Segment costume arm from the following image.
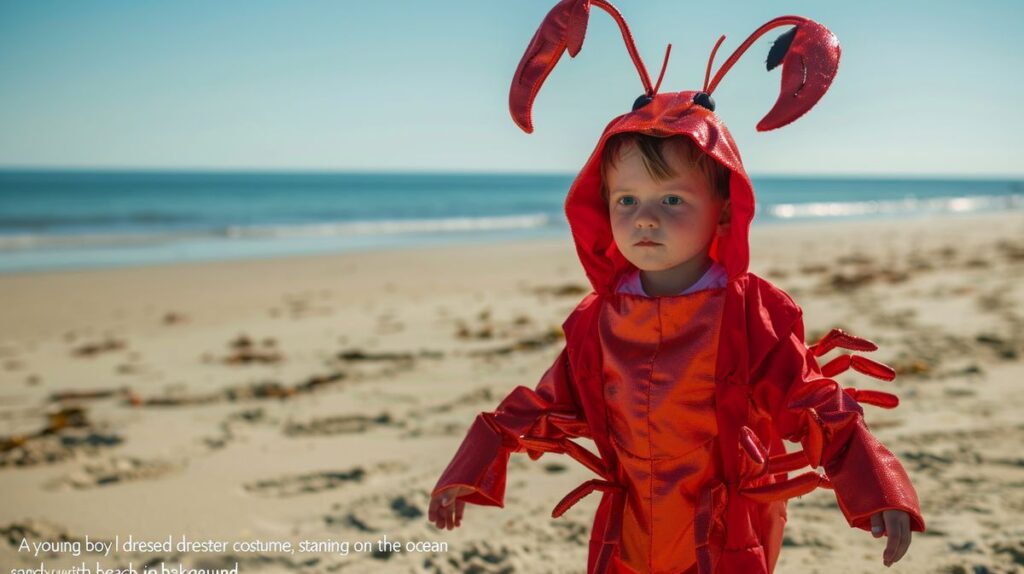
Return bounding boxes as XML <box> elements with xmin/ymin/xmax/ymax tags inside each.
<box><xmin>750</xmin><ymin>311</ymin><xmax>925</xmax><ymax>533</ymax></box>
<box><xmin>431</xmin><ymin>345</ymin><xmax>589</xmax><ymax>508</ymax></box>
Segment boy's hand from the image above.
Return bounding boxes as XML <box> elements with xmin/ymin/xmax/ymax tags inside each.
<box><xmin>870</xmin><ymin>509</ymin><xmax>912</xmax><ymax>567</ymax></box>
<box><xmin>428</xmin><ymin>485</ymin><xmax>474</xmax><ymax>530</ymax></box>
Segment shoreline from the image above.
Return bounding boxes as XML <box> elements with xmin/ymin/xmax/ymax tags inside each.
<box><xmin>2</xmin><ymin>209</ymin><xmax>1021</xmax><ymax>279</ymax></box>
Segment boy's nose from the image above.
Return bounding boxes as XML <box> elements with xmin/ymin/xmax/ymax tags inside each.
<box><xmin>634</xmin><ymin>211</ymin><xmax>658</xmax><ymax>228</ymax></box>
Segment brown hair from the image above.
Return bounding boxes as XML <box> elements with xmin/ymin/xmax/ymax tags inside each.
<box><xmin>599</xmin><ymin>133</ymin><xmax>731</xmax><ymax>202</ymax></box>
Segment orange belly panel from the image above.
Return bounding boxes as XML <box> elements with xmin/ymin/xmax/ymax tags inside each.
<box><xmin>599</xmin><ymin>289</ymin><xmax>725</xmax><ymax>573</ymax></box>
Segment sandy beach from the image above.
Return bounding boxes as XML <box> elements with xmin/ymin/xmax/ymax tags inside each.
<box><xmin>1</xmin><ymin>211</ymin><xmax>1022</xmax><ymax>574</ymax></box>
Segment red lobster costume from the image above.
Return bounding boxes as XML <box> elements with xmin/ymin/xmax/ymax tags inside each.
<box><xmin>433</xmin><ymin>2</ymin><xmax>925</xmax><ymax>572</ymax></box>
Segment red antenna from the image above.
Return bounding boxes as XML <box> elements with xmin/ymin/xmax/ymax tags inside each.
<box><xmin>704</xmin><ymin>16</ymin><xmax>806</xmax><ymax>96</ymax></box>
<box><xmin>510</xmin><ymin>0</ymin><xmax>669</xmax><ymax>133</ymax></box>
<box><xmin>591</xmin><ymin>0</ymin><xmax>654</xmax><ymax>95</ymax></box>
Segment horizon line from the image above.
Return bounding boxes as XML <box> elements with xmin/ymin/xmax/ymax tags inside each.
<box><xmin>1</xmin><ymin>165</ymin><xmax>1022</xmax><ymax>182</ymax></box>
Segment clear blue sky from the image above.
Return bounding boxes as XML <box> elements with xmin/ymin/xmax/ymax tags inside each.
<box><xmin>1</xmin><ymin>1</ymin><xmax>1021</xmax><ymax>176</ymax></box>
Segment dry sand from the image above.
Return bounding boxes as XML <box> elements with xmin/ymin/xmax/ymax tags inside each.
<box><xmin>1</xmin><ymin>212</ymin><xmax>1022</xmax><ymax>574</ymax></box>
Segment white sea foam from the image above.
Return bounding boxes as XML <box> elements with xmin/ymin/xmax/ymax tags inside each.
<box><xmin>223</xmin><ymin>213</ymin><xmax>552</xmax><ymax>239</ymax></box>
<box><xmin>2</xmin><ymin>194</ymin><xmax>1020</xmax><ymax>254</ymax></box>
<box><xmin>0</xmin><ymin>213</ymin><xmax>553</xmax><ymax>251</ymax></box>
<box><xmin>766</xmin><ymin>194</ymin><xmax>1022</xmax><ymax>219</ymax></box>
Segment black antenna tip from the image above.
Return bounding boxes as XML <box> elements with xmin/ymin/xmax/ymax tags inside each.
<box><xmin>693</xmin><ymin>92</ymin><xmax>716</xmax><ymax>111</ymax></box>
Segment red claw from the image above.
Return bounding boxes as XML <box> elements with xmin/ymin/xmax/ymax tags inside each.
<box><xmin>564</xmin><ymin>0</ymin><xmax>590</xmax><ymax>57</ymax></box>
<box><xmin>798</xmin><ymin>408</ymin><xmax>826</xmax><ymax>468</ymax></box>
<box><xmin>739</xmin><ymin>426</ymin><xmax>768</xmax><ymax>478</ymax></box>
<box><xmin>519</xmin><ymin>435</ymin><xmax>560</xmax><ymax>452</ymax></box>
<box><xmin>509</xmin><ymin>0</ymin><xmax>655</xmax><ymax>134</ymax></box>
<box><xmin>519</xmin><ymin>435</ymin><xmax>607</xmax><ymax>477</ymax></box>
<box><xmin>519</xmin><ymin>435</ymin><xmax>559</xmax><ymax>461</ymax></box>
<box><xmin>809</xmin><ymin>328</ymin><xmax>878</xmax><ymax>357</ymax></box>
<box><xmin>702</xmin><ymin>16</ymin><xmax>840</xmax><ymax>132</ymax></box>
<box><xmin>552</xmin><ymin>478</ymin><xmax>622</xmax><ymax>517</ymax></box>
<box><xmin>820</xmin><ymin>353</ymin><xmax>853</xmax><ymax>377</ymax></box>
<box><xmin>823</xmin><ymin>353</ymin><xmax>896</xmax><ymax>382</ymax></box>
<box><xmin>741</xmin><ymin>428</ymin><xmax>820</xmax><ymax>477</ymax></box>
<box><xmin>740</xmin><ymin>470</ymin><xmax>830</xmax><ymax>503</ymax></box>
<box><xmin>767</xmin><ymin>450</ymin><xmax>814</xmax><ymax>475</ymax></box>
<box><xmin>844</xmin><ymin>387</ymin><xmax>900</xmax><ymax>409</ymax></box>
<box><xmin>784</xmin><ymin>386</ymin><xmax>831</xmax><ymax>469</ymax></box>
<box><xmin>804</xmin><ymin>414</ymin><xmax>825</xmax><ymax>468</ymax></box>
<box><xmin>851</xmin><ymin>355</ymin><xmax>897</xmax><ymax>382</ymax></box>
<box><xmin>510</xmin><ymin>0</ymin><xmax>591</xmax><ymax>133</ymax></box>
<box><xmin>739</xmin><ymin>426</ymin><xmax>767</xmax><ymax>466</ymax></box>
<box><xmin>560</xmin><ymin>437</ymin><xmax>608</xmax><ymax>477</ymax></box>
<box><xmin>757</xmin><ymin>19</ymin><xmax>841</xmax><ymax>131</ymax></box>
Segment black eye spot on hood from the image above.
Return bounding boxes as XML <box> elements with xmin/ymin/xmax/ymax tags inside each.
<box><xmin>693</xmin><ymin>92</ymin><xmax>716</xmax><ymax>111</ymax></box>
<box><xmin>632</xmin><ymin>94</ymin><xmax>653</xmax><ymax>111</ymax></box>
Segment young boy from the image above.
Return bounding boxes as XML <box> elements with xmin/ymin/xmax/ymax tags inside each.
<box><xmin>428</xmin><ymin>4</ymin><xmax>924</xmax><ymax>573</ymax></box>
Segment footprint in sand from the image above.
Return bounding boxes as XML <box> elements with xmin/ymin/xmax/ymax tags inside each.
<box><xmin>46</xmin><ymin>456</ymin><xmax>179</xmax><ymax>490</ymax></box>
<box><xmin>321</xmin><ymin>487</ymin><xmax>425</xmax><ymax>540</ymax></box>
<box><xmin>421</xmin><ymin>540</ymin><xmax>514</xmax><ymax>573</ymax></box>
<box><xmin>218</xmin><ymin>334</ymin><xmax>284</xmax><ymax>365</ymax></box>
<box><xmin>71</xmin><ymin>338</ymin><xmax>126</xmax><ymax>357</ymax></box>
<box><xmin>128</xmin><ymin>372</ymin><xmax>347</xmax><ymax>407</ymax></box>
<box><xmin>3</xmin><ymin>358</ymin><xmax>25</xmax><ymax>371</ymax></box>
<box><xmin>162</xmin><ymin>311</ymin><xmax>188</xmax><ymax>325</ymax></box>
<box><xmin>284</xmin><ymin>413</ymin><xmax>394</xmax><ymax>437</ymax></box>
<box><xmin>416</xmin><ymin>387</ymin><xmax>496</xmax><ymax>417</ymax></box>
<box><xmin>244</xmin><ymin>468</ymin><xmax>366</xmax><ymax>497</ymax></box>
<box><xmin>0</xmin><ymin>407</ymin><xmax>122</xmax><ymax>468</ymax></box>
<box><xmin>389</xmin><ymin>495</ymin><xmax>424</xmax><ymax>520</ymax></box>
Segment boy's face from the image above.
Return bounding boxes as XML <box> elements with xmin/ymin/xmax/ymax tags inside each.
<box><xmin>606</xmin><ymin>139</ymin><xmax>730</xmax><ymax>273</ymax></box>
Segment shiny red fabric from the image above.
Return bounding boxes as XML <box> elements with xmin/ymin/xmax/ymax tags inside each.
<box><xmin>600</xmin><ymin>291</ymin><xmax>723</xmax><ymax>572</ymax></box>
<box><xmin>434</xmin><ymin>2</ymin><xmax>924</xmax><ymax>572</ymax></box>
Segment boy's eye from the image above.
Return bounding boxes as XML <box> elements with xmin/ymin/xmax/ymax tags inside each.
<box><xmin>664</xmin><ymin>195</ymin><xmax>684</xmax><ymax>206</ymax></box>
<box><xmin>616</xmin><ymin>196</ymin><xmax>636</xmax><ymax>206</ymax></box>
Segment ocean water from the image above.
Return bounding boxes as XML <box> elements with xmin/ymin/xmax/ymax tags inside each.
<box><xmin>0</xmin><ymin>170</ymin><xmax>1021</xmax><ymax>274</ymax></box>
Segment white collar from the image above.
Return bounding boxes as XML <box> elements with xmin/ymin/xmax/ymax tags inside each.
<box><xmin>615</xmin><ymin>261</ymin><xmax>728</xmax><ymax>297</ymax></box>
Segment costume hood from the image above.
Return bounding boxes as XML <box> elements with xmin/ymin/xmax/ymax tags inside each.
<box><xmin>509</xmin><ymin>0</ymin><xmax>841</xmax><ymax>294</ymax></box>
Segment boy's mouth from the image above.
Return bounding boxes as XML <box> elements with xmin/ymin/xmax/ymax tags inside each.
<box><xmin>635</xmin><ymin>240</ymin><xmax>661</xmax><ymax>247</ymax></box>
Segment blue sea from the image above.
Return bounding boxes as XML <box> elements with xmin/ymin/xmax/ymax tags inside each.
<box><xmin>0</xmin><ymin>170</ymin><xmax>1021</xmax><ymax>274</ymax></box>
